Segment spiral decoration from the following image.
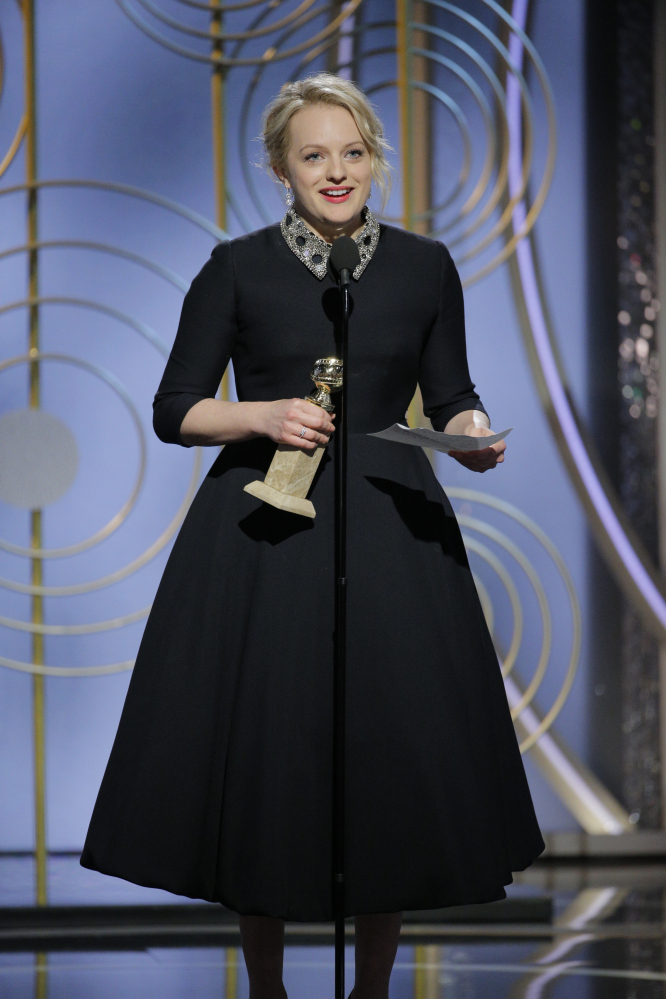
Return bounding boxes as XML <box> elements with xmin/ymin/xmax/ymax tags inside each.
<box><xmin>0</xmin><ymin>13</ymin><xmax>26</xmax><ymax>182</ymax></box>
<box><xmin>113</xmin><ymin>0</ymin><xmax>556</xmax><ymax>287</ymax></box>
<box><xmin>0</xmin><ymin>0</ymin><xmax>566</xmax><ymax>711</ymax></box>
<box><xmin>3</xmin><ymin>0</ymin><xmax>640</xmax><ymax>894</ymax></box>
<box><xmin>116</xmin><ymin>0</ymin><xmax>364</xmax><ymax>66</ymax></box>
<box><xmin>0</xmin><ymin>179</ymin><xmax>229</xmax><ymax>675</ymax></box>
<box><xmin>447</xmin><ymin>488</ymin><xmax>581</xmax><ymax>753</ymax></box>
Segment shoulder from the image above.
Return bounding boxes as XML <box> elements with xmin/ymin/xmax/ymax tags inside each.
<box><xmin>379</xmin><ymin>224</ymin><xmax>453</xmax><ymax>262</ymax></box>
<box><xmin>212</xmin><ymin>224</ymin><xmax>282</xmax><ymax>262</ymax></box>
<box><xmin>193</xmin><ymin>224</ymin><xmax>282</xmax><ymax>286</ymax></box>
<box><xmin>377</xmin><ymin>225</ymin><xmax>456</xmax><ymax>281</ymax></box>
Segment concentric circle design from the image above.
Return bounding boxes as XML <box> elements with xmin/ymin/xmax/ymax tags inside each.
<box><xmin>116</xmin><ymin>0</ymin><xmax>364</xmax><ymax>66</ymax></box>
<box><xmin>0</xmin><ymin>181</ymin><xmax>219</xmax><ymax>675</ymax></box>
<box><xmin>0</xmin><ymin>6</ymin><xmax>27</xmax><ymax>182</ymax></box>
<box><xmin>214</xmin><ymin>0</ymin><xmax>556</xmax><ymax>286</ymax></box>
<box><xmin>0</xmin><ymin>409</ymin><xmax>78</xmax><ymax>509</ymax></box>
<box><xmin>0</xmin><ymin>353</ymin><xmax>146</xmax><ymax>558</ymax></box>
<box><xmin>447</xmin><ymin>487</ymin><xmax>582</xmax><ymax>752</ymax></box>
<box><xmin>112</xmin><ymin>0</ymin><xmax>555</xmax><ymax>284</ymax></box>
<box><xmin>0</xmin><ymin>4</ymin><xmax>573</xmax><ymax>746</ymax></box>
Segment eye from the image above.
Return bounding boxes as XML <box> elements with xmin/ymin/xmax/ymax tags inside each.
<box><xmin>346</xmin><ymin>148</ymin><xmax>364</xmax><ymax>159</ymax></box>
<box><xmin>304</xmin><ymin>152</ymin><xmax>323</xmax><ymax>162</ymax></box>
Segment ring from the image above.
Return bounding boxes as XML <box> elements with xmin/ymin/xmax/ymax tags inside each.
<box><xmin>299</xmin><ymin>426</ymin><xmax>307</xmax><ymax>438</ymax></box>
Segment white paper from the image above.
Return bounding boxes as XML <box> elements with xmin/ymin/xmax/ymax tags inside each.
<box><xmin>368</xmin><ymin>424</ymin><xmax>512</xmax><ymax>453</ymax></box>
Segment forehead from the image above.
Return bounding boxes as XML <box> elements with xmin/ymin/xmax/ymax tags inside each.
<box><xmin>288</xmin><ymin>103</ymin><xmax>364</xmax><ymax>149</ymax></box>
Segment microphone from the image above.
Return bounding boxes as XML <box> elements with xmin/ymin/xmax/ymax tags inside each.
<box><xmin>329</xmin><ymin>236</ymin><xmax>361</xmax><ymax>287</ymax></box>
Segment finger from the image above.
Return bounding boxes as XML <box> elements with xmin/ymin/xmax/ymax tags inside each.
<box><xmin>286</xmin><ymin>424</ymin><xmax>330</xmax><ymax>448</ymax></box>
<box><xmin>294</xmin><ymin>412</ymin><xmax>335</xmax><ymax>435</ymax></box>
<box><xmin>286</xmin><ymin>418</ymin><xmax>328</xmax><ymax>437</ymax></box>
<box><xmin>448</xmin><ymin>452</ymin><xmax>475</xmax><ymax>469</ymax></box>
<box><xmin>292</xmin><ymin>401</ymin><xmax>336</xmax><ymax>432</ymax></box>
<box><xmin>292</xmin><ymin>432</ymin><xmax>330</xmax><ymax>448</ymax></box>
<box><xmin>284</xmin><ymin>433</ymin><xmax>318</xmax><ymax>450</ymax></box>
<box><xmin>449</xmin><ymin>451</ymin><xmax>500</xmax><ymax>472</ymax></box>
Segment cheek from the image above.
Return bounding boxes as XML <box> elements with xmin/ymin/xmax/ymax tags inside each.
<box><xmin>356</xmin><ymin>167</ymin><xmax>373</xmax><ymax>192</ymax></box>
<box><xmin>353</xmin><ymin>160</ymin><xmax>372</xmax><ymax>182</ymax></box>
<box><xmin>294</xmin><ymin>165</ymin><xmax>324</xmax><ymax>191</ymax></box>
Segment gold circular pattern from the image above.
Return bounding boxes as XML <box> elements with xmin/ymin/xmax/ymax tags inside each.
<box><xmin>0</xmin><ymin>352</ymin><xmax>147</xmax><ymax>559</ymax></box>
<box><xmin>447</xmin><ymin>487</ymin><xmax>582</xmax><ymax>753</ymax></box>
<box><xmin>116</xmin><ymin>0</ymin><xmax>364</xmax><ymax>67</ymax></box>
<box><xmin>0</xmin><ymin>5</ymin><xmax>567</xmax><ymax>721</ymax></box>
<box><xmin>0</xmin><ymin>181</ymin><xmax>217</xmax><ymax>676</ymax></box>
<box><xmin>216</xmin><ymin>0</ymin><xmax>555</xmax><ymax>286</ymax></box>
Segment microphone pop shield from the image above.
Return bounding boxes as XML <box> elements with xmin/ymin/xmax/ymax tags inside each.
<box><xmin>328</xmin><ymin>236</ymin><xmax>361</xmax><ymax>284</ymax></box>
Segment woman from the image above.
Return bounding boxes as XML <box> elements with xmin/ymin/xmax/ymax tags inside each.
<box><xmin>82</xmin><ymin>74</ymin><xmax>543</xmax><ymax>998</ymax></box>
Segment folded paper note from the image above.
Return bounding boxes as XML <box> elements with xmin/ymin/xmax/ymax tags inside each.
<box><xmin>368</xmin><ymin>424</ymin><xmax>512</xmax><ymax>453</ymax></box>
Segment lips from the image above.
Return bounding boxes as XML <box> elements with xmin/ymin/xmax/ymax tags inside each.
<box><xmin>320</xmin><ymin>187</ymin><xmax>353</xmax><ymax>203</ymax></box>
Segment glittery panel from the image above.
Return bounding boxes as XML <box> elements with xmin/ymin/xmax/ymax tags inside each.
<box><xmin>622</xmin><ymin>889</ymin><xmax>664</xmax><ymax>996</ymax></box>
<box><xmin>617</xmin><ymin>0</ymin><xmax>662</xmax><ymax>830</ymax></box>
<box><xmin>622</xmin><ymin>609</ymin><xmax>661</xmax><ymax>828</ymax></box>
<box><xmin>280</xmin><ymin>207</ymin><xmax>380</xmax><ymax>281</ymax></box>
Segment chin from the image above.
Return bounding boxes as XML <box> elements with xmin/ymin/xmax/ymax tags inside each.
<box><xmin>318</xmin><ymin>200</ymin><xmax>364</xmax><ymax>225</ymax></box>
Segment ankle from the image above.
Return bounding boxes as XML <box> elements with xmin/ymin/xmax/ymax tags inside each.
<box><xmin>351</xmin><ymin>984</ymin><xmax>391</xmax><ymax>999</ymax></box>
<box><xmin>248</xmin><ymin>985</ymin><xmax>287</xmax><ymax>999</ymax></box>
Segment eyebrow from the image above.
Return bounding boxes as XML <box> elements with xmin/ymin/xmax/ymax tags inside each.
<box><xmin>298</xmin><ymin>141</ymin><xmax>365</xmax><ymax>153</ymax></box>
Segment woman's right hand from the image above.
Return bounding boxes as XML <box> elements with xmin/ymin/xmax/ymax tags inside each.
<box><xmin>254</xmin><ymin>398</ymin><xmax>335</xmax><ymax>451</ymax></box>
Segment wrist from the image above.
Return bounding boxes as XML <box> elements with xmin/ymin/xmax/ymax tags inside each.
<box><xmin>444</xmin><ymin>409</ymin><xmax>491</xmax><ymax>436</ymax></box>
<box><xmin>469</xmin><ymin>410</ymin><xmax>490</xmax><ymax>430</ymax></box>
<box><xmin>245</xmin><ymin>401</ymin><xmax>268</xmax><ymax>438</ymax></box>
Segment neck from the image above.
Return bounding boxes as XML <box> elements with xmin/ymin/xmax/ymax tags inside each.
<box><xmin>295</xmin><ymin>204</ymin><xmax>365</xmax><ymax>244</ymax></box>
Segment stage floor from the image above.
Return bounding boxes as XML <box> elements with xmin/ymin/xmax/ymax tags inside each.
<box><xmin>1</xmin><ymin>855</ymin><xmax>665</xmax><ymax>997</ymax></box>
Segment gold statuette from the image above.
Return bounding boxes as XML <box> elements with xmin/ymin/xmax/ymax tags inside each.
<box><xmin>244</xmin><ymin>357</ymin><xmax>343</xmax><ymax>518</ymax></box>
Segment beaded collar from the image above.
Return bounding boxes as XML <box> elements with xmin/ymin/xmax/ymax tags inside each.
<box><xmin>280</xmin><ymin>205</ymin><xmax>380</xmax><ymax>281</ymax></box>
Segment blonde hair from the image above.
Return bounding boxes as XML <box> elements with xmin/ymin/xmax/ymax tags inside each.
<box><xmin>261</xmin><ymin>73</ymin><xmax>392</xmax><ymax>210</ymax></box>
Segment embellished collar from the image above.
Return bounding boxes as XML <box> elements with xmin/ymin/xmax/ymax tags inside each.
<box><xmin>280</xmin><ymin>206</ymin><xmax>380</xmax><ymax>281</ymax></box>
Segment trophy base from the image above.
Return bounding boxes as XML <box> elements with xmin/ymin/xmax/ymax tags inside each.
<box><xmin>244</xmin><ymin>480</ymin><xmax>316</xmax><ymax>519</ymax></box>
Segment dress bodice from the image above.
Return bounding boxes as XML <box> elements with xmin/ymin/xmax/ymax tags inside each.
<box><xmin>85</xmin><ymin>224</ymin><xmax>544</xmax><ymax>925</ymax></box>
<box><xmin>153</xmin><ymin>223</ymin><xmax>485</xmax><ymax>442</ymax></box>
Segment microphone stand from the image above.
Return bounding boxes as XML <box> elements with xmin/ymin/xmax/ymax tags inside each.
<box><xmin>333</xmin><ymin>263</ymin><xmax>350</xmax><ymax>999</ymax></box>
<box><xmin>328</xmin><ymin>234</ymin><xmax>359</xmax><ymax>999</ymax></box>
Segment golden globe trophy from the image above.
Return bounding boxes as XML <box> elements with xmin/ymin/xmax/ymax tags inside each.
<box><xmin>243</xmin><ymin>357</ymin><xmax>343</xmax><ymax>518</ymax></box>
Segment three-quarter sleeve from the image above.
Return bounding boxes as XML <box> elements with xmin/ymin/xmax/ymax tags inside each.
<box><xmin>153</xmin><ymin>241</ymin><xmax>237</xmax><ymax>446</ymax></box>
<box><xmin>418</xmin><ymin>242</ymin><xmax>488</xmax><ymax>432</ymax></box>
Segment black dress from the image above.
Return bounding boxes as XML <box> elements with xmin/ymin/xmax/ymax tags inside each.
<box><xmin>81</xmin><ymin>221</ymin><xmax>544</xmax><ymax>920</ymax></box>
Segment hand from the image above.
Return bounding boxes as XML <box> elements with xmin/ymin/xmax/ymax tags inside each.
<box><xmin>254</xmin><ymin>398</ymin><xmax>335</xmax><ymax>452</ymax></box>
<box><xmin>448</xmin><ymin>424</ymin><xmax>505</xmax><ymax>472</ymax></box>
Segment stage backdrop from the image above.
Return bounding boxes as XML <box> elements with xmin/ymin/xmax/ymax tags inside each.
<box><xmin>0</xmin><ymin>0</ymin><xmax>592</xmax><ymax>860</ymax></box>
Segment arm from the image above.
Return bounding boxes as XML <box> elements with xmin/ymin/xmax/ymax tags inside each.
<box><xmin>153</xmin><ymin>242</ymin><xmax>333</xmax><ymax>451</ymax></box>
<box><xmin>444</xmin><ymin>408</ymin><xmax>504</xmax><ymax>472</ymax></box>
<box><xmin>419</xmin><ymin>244</ymin><xmax>504</xmax><ymax>473</ymax></box>
<box><xmin>179</xmin><ymin>397</ymin><xmax>334</xmax><ymax>450</ymax></box>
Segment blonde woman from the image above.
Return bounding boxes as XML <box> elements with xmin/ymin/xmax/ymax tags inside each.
<box><xmin>82</xmin><ymin>74</ymin><xmax>543</xmax><ymax>999</ymax></box>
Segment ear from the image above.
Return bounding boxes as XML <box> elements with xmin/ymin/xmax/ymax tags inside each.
<box><xmin>272</xmin><ymin>165</ymin><xmax>289</xmax><ymax>187</ymax></box>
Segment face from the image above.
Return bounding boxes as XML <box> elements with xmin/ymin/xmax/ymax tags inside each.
<box><xmin>277</xmin><ymin>103</ymin><xmax>373</xmax><ymax>233</ymax></box>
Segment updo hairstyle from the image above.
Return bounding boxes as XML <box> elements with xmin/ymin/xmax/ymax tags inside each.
<box><xmin>261</xmin><ymin>73</ymin><xmax>392</xmax><ymax>209</ymax></box>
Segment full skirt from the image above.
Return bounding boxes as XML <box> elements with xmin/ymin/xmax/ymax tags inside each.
<box><xmin>81</xmin><ymin>435</ymin><xmax>544</xmax><ymax>920</ymax></box>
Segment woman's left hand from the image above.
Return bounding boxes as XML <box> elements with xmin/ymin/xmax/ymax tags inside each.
<box><xmin>448</xmin><ymin>424</ymin><xmax>506</xmax><ymax>472</ymax></box>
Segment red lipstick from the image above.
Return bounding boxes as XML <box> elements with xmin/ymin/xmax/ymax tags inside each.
<box><xmin>320</xmin><ymin>187</ymin><xmax>353</xmax><ymax>203</ymax></box>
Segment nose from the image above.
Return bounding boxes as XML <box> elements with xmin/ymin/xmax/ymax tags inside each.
<box><xmin>326</xmin><ymin>156</ymin><xmax>347</xmax><ymax>184</ymax></box>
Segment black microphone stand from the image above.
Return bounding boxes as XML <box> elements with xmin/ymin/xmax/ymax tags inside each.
<box><xmin>329</xmin><ymin>237</ymin><xmax>359</xmax><ymax>999</ymax></box>
<box><xmin>334</xmin><ymin>266</ymin><xmax>349</xmax><ymax>999</ymax></box>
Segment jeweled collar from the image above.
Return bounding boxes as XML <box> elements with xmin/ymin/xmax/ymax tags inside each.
<box><xmin>280</xmin><ymin>206</ymin><xmax>380</xmax><ymax>281</ymax></box>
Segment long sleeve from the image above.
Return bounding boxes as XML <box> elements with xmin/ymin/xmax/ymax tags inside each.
<box><xmin>153</xmin><ymin>241</ymin><xmax>237</xmax><ymax>446</ymax></box>
<box><xmin>418</xmin><ymin>242</ymin><xmax>487</xmax><ymax>431</ymax></box>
